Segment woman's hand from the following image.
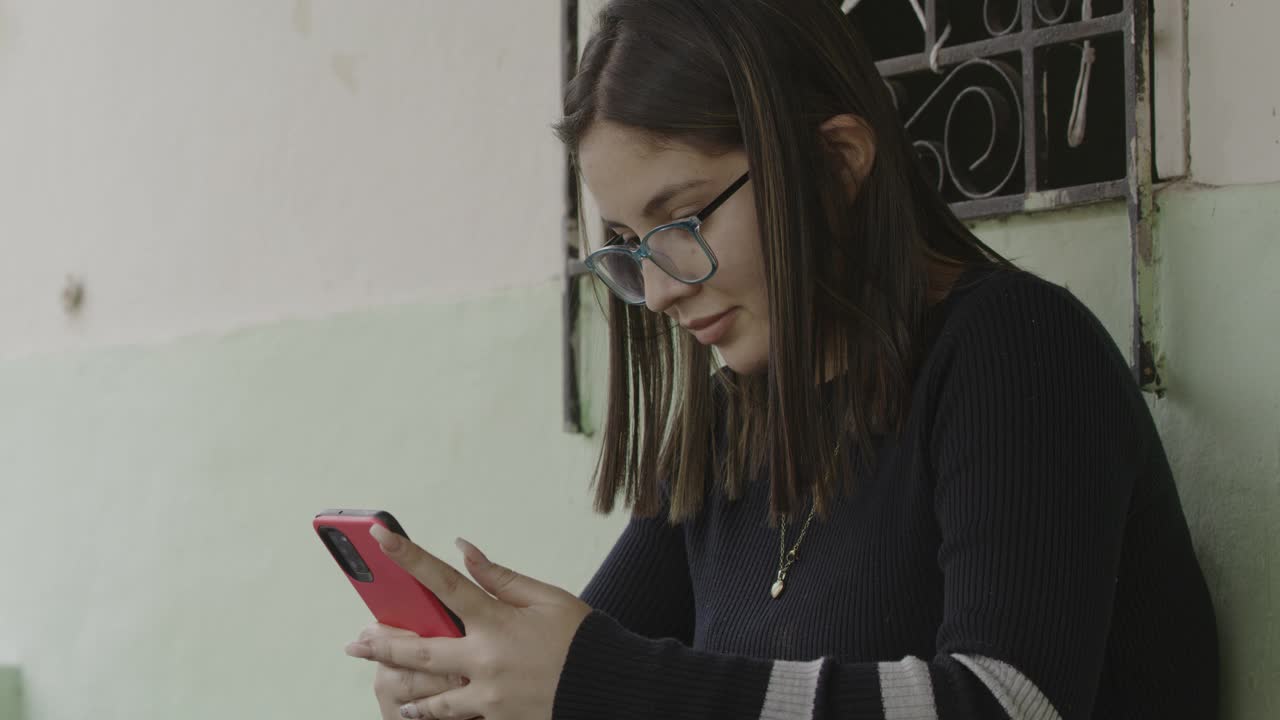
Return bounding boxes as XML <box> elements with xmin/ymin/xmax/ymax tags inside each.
<box><xmin>352</xmin><ymin>623</ymin><xmax>471</xmax><ymax>720</ymax></box>
<box><xmin>344</xmin><ymin>526</ymin><xmax>592</xmax><ymax>720</ymax></box>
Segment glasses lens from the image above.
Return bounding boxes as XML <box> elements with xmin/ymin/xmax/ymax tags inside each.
<box><xmin>591</xmin><ymin>251</ymin><xmax>645</xmax><ymax>303</ymax></box>
<box><xmin>647</xmin><ymin>225</ymin><xmax>713</xmax><ymax>283</ymax></box>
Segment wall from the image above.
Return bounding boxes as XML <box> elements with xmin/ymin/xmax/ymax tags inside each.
<box><xmin>0</xmin><ymin>285</ymin><xmax>620</xmax><ymax>720</ymax></box>
<box><xmin>0</xmin><ymin>2</ymin><xmax>625</xmax><ymax>719</ymax></box>
<box><xmin>0</xmin><ymin>1</ymin><xmax>1276</xmax><ymax>719</ymax></box>
<box><xmin>0</xmin><ymin>0</ymin><xmax>567</xmax><ymax>360</ymax></box>
<box><xmin>1187</xmin><ymin>0</ymin><xmax>1280</xmax><ymax>185</ymax></box>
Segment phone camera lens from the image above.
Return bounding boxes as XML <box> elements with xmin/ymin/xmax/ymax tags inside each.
<box><xmin>323</xmin><ymin>528</ymin><xmax>372</xmax><ymax>580</ymax></box>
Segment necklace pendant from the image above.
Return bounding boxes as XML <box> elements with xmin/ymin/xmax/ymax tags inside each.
<box><xmin>770</xmin><ymin>579</ymin><xmax>785</xmax><ymax>599</ymax></box>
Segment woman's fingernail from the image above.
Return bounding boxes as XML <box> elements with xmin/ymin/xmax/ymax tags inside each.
<box><xmin>370</xmin><ymin>524</ymin><xmax>402</xmax><ymax>552</ymax></box>
<box><xmin>400</xmin><ymin>704</ymin><xmax>422</xmax><ymax>719</ymax></box>
<box><xmin>344</xmin><ymin>641</ymin><xmax>372</xmax><ymax>659</ymax></box>
<box><xmin>455</xmin><ymin>537</ymin><xmax>488</xmax><ymax>565</ymax></box>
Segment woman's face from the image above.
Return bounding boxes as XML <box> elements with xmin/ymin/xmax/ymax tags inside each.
<box><xmin>578</xmin><ymin>121</ymin><xmax>770</xmax><ymax>375</ymax></box>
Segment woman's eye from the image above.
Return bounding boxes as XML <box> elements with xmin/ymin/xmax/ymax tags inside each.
<box><xmin>607</xmin><ymin>234</ymin><xmax>639</xmax><ymax>248</ymax></box>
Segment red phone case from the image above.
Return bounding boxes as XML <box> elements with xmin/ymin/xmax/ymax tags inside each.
<box><xmin>314</xmin><ymin>509</ymin><xmax>464</xmax><ymax>638</ymax></box>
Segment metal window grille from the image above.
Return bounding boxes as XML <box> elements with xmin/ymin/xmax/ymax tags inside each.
<box><xmin>561</xmin><ymin>0</ymin><xmax>1159</xmax><ymax>433</ymax></box>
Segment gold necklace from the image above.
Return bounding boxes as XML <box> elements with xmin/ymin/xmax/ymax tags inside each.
<box><xmin>770</xmin><ymin>442</ymin><xmax>840</xmax><ymax>600</ymax></box>
<box><xmin>771</xmin><ymin>503</ymin><xmax>818</xmax><ymax>599</ymax></box>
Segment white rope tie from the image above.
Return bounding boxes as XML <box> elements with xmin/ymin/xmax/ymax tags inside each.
<box><xmin>929</xmin><ymin>22</ymin><xmax>952</xmax><ymax>74</ymax></box>
<box><xmin>1067</xmin><ymin>0</ymin><xmax>1094</xmax><ymax>147</ymax></box>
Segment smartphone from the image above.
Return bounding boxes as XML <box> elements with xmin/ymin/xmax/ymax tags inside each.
<box><xmin>314</xmin><ymin>509</ymin><xmax>464</xmax><ymax>638</ymax></box>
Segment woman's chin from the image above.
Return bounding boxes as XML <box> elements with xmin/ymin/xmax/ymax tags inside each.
<box><xmin>716</xmin><ymin>343</ymin><xmax>768</xmax><ymax>376</ymax></box>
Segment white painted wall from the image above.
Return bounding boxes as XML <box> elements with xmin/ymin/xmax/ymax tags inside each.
<box><xmin>1188</xmin><ymin>0</ymin><xmax>1280</xmax><ymax>185</ymax></box>
<box><xmin>0</xmin><ymin>0</ymin><xmax>565</xmax><ymax>361</ymax></box>
<box><xmin>1153</xmin><ymin>0</ymin><xmax>1188</xmax><ymax>179</ymax></box>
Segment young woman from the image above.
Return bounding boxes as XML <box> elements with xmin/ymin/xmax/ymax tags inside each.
<box><xmin>344</xmin><ymin>1</ymin><xmax>1219</xmax><ymax>718</ymax></box>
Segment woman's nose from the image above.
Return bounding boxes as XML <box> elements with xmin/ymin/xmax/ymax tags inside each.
<box><xmin>642</xmin><ymin>259</ymin><xmax>697</xmax><ymax>314</ymax></box>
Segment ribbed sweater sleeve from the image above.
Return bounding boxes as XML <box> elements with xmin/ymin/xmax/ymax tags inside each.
<box><xmin>578</xmin><ymin>507</ymin><xmax>696</xmax><ymax>645</ymax></box>
<box><xmin>554</xmin><ymin>275</ymin><xmax>1142</xmax><ymax>720</ymax></box>
<box><xmin>926</xmin><ymin>276</ymin><xmax>1138</xmax><ymax>718</ymax></box>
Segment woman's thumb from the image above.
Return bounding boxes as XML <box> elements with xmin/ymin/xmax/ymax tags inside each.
<box><xmin>455</xmin><ymin>538</ymin><xmax>559</xmax><ymax>607</ymax></box>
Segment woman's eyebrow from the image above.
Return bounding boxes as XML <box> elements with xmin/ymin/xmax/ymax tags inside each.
<box><xmin>600</xmin><ymin>178</ymin><xmax>710</xmax><ymax>227</ymax></box>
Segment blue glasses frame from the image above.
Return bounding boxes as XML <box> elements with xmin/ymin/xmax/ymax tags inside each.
<box><xmin>584</xmin><ymin>171</ymin><xmax>751</xmax><ymax>305</ymax></box>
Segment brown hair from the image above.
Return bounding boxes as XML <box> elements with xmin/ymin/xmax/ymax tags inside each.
<box><xmin>555</xmin><ymin>0</ymin><xmax>1005</xmax><ymax>523</ymax></box>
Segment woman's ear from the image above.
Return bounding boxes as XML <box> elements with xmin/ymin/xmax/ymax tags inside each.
<box><xmin>819</xmin><ymin>114</ymin><xmax>877</xmax><ymax>203</ymax></box>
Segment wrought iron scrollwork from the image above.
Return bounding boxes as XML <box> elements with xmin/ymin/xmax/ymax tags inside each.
<box><xmin>900</xmin><ymin>59</ymin><xmax>1024</xmax><ymax>200</ymax></box>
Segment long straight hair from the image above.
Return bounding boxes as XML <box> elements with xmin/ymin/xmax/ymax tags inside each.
<box><xmin>556</xmin><ymin>0</ymin><xmax>1006</xmax><ymax>523</ymax></box>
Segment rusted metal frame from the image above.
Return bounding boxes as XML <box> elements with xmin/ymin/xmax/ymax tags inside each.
<box><xmin>951</xmin><ymin>179</ymin><xmax>1128</xmax><ymax>219</ymax></box>
<box><xmin>874</xmin><ymin>12</ymin><xmax>1127</xmax><ymax>77</ymax></box>
<box><xmin>562</xmin><ymin>0</ymin><xmax>584</xmax><ymax>433</ymax></box>
<box><xmin>877</xmin><ymin>4</ymin><xmax>1133</xmax><ymax>220</ymax></box>
<box><xmin>1124</xmin><ymin>0</ymin><xmax>1163</xmax><ymax>392</ymax></box>
<box><xmin>877</xmin><ymin>1</ymin><xmax>1162</xmax><ymax>390</ymax></box>
<box><xmin>1022</xmin><ymin>0</ymin><xmax>1039</xmax><ymax>195</ymax></box>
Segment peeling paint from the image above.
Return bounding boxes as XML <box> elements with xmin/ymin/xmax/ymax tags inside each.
<box><xmin>331</xmin><ymin>52</ymin><xmax>363</xmax><ymax>94</ymax></box>
<box><xmin>292</xmin><ymin>0</ymin><xmax>312</xmax><ymax>38</ymax></box>
<box><xmin>1021</xmin><ymin>189</ymin><xmax>1072</xmax><ymax>213</ymax></box>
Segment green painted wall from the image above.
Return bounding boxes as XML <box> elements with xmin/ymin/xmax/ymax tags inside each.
<box><xmin>0</xmin><ymin>182</ymin><xmax>1275</xmax><ymax>718</ymax></box>
<box><xmin>0</xmin><ymin>667</ymin><xmax>21</xmax><ymax>720</ymax></box>
<box><xmin>973</xmin><ymin>182</ymin><xmax>1280</xmax><ymax>719</ymax></box>
<box><xmin>0</xmin><ymin>284</ymin><xmax>621</xmax><ymax>720</ymax></box>
<box><xmin>1147</xmin><ymin>184</ymin><xmax>1280</xmax><ymax>717</ymax></box>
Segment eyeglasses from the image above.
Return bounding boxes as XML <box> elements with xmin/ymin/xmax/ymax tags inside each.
<box><xmin>584</xmin><ymin>172</ymin><xmax>751</xmax><ymax>305</ymax></box>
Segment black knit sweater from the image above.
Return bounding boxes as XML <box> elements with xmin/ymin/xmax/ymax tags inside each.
<box><xmin>554</xmin><ymin>269</ymin><xmax>1219</xmax><ymax>720</ymax></box>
